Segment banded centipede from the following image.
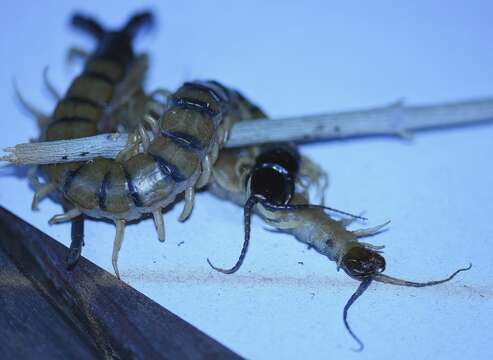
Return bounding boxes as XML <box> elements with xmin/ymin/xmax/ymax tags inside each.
<box><xmin>20</xmin><ymin>12</ymin><xmax>261</xmax><ymax>278</ymax></box>
<box><xmin>208</xmin><ymin>98</ymin><xmax>471</xmax><ymax>351</ymax></box>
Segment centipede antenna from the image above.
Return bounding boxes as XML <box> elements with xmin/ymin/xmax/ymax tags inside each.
<box><xmin>263</xmin><ymin>202</ymin><xmax>367</xmax><ymax>221</ymax></box>
<box><xmin>71</xmin><ymin>14</ymin><xmax>105</xmax><ymax>40</ymax></box>
<box><xmin>343</xmin><ymin>278</ymin><xmax>372</xmax><ymax>352</ymax></box>
<box><xmin>123</xmin><ymin>11</ymin><xmax>154</xmax><ymax>38</ymax></box>
<box><xmin>373</xmin><ymin>263</ymin><xmax>472</xmax><ymax>287</ymax></box>
<box><xmin>207</xmin><ymin>196</ymin><xmax>258</xmax><ymax>274</ymax></box>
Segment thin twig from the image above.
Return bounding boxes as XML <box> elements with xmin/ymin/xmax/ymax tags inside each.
<box><xmin>2</xmin><ymin>97</ymin><xmax>493</xmax><ymax>165</ymax></box>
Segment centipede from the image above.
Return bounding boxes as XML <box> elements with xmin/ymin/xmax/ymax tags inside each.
<box><xmin>15</xmin><ymin>11</ymin><xmax>472</xmax><ymax>352</ymax></box>
<box><xmin>207</xmin><ymin>94</ymin><xmax>471</xmax><ymax>351</ymax></box>
<box><xmin>19</xmin><ymin>12</ymin><xmax>259</xmax><ymax>278</ymax></box>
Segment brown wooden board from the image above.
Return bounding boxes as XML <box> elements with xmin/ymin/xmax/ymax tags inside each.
<box><xmin>0</xmin><ymin>206</ymin><xmax>243</xmax><ymax>360</ymax></box>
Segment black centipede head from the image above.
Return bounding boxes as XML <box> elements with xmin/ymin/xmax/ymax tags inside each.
<box><xmin>341</xmin><ymin>246</ymin><xmax>386</xmax><ymax>281</ymax></box>
<box><xmin>249</xmin><ymin>164</ymin><xmax>294</xmax><ymax>205</ymax></box>
<box><xmin>248</xmin><ymin>146</ymin><xmax>300</xmax><ymax>205</ymax></box>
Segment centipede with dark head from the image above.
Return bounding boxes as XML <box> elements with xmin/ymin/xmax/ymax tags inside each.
<box><xmin>208</xmin><ymin>94</ymin><xmax>472</xmax><ymax>351</ymax></box>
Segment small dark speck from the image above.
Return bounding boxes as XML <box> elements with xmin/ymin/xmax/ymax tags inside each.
<box><xmin>334</xmin><ymin>126</ymin><xmax>341</xmax><ymax>133</ymax></box>
<box><xmin>315</xmin><ymin>125</ymin><xmax>325</xmax><ymax>132</ymax></box>
<box><xmin>310</xmin><ymin>292</ymin><xmax>315</xmax><ymax>299</ymax></box>
<box><xmin>79</xmin><ymin>151</ymin><xmax>89</xmax><ymax>156</ymax></box>
<box><xmin>177</xmin><ymin>241</ymin><xmax>184</xmax><ymax>246</ymax></box>
<box><xmin>62</xmin><ymin>156</ymin><xmax>68</xmax><ymax>160</ymax></box>
<box><xmin>298</xmin><ymin>261</ymin><xmax>304</xmax><ymax>265</ymax></box>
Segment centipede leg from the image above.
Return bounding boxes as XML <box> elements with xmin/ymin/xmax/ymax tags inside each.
<box><xmin>48</xmin><ymin>208</ymin><xmax>81</xmax><ymax>224</ymax></box>
<box><xmin>299</xmin><ymin>155</ymin><xmax>329</xmax><ymax>205</ymax></box>
<box><xmin>137</xmin><ymin>124</ymin><xmax>151</xmax><ymax>150</ymax></box>
<box><xmin>153</xmin><ymin>209</ymin><xmax>165</xmax><ymax>242</ymax></box>
<box><xmin>196</xmin><ymin>155</ymin><xmax>212</xmax><ymax>188</ymax></box>
<box><xmin>65</xmin><ymin>215</ymin><xmax>85</xmax><ymax>269</ymax></box>
<box><xmin>112</xmin><ymin>219</ymin><xmax>126</xmax><ymax>279</ymax></box>
<box><xmin>115</xmin><ymin>130</ymin><xmax>140</xmax><ymax>162</ymax></box>
<box><xmin>210</xmin><ymin>141</ymin><xmax>220</xmax><ymax>164</ymax></box>
<box><xmin>14</xmin><ymin>81</ymin><xmax>51</xmax><ymax>126</ymax></box>
<box><xmin>144</xmin><ymin>112</ymin><xmax>161</xmax><ymax>134</ymax></box>
<box><xmin>353</xmin><ymin>221</ymin><xmax>391</xmax><ymax>238</ymax></box>
<box><xmin>31</xmin><ymin>182</ymin><xmax>56</xmax><ymax>210</ymax></box>
<box><xmin>178</xmin><ymin>187</ymin><xmax>195</xmax><ymax>222</ymax></box>
<box><xmin>42</xmin><ymin>66</ymin><xmax>61</xmax><ymax>100</ymax></box>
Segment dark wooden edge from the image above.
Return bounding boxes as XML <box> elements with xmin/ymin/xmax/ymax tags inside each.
<box><xmin>0</xmin><ymin>206</ymin><xmax>243</xmax><ymax>360</ymax></box>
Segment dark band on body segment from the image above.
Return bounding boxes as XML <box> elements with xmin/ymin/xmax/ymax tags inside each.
<box><xmin>82</xmin><ymin>71</ymin><xmax>117</xmax><ymax>86</ymax></box>
<box><xmin>152</xmin><ymin>155</ymin><xmax>187</xmax><ymax>183</ymax></box>
<box><xmin>63</xmin><ymin>164</ymin><xmax>84</xmax><ymax>195</ymax></box>
<box><xmin>123</xmin><ymin>167</ymin><xmax>143</xmax><ymax>207</ymax></box>
<box><xmin>183</xmin><ymin>81</ymin><xmax>222</xmax><ymax>103</ymax></box>
<box><xmin>65</xmin><ymin>96</ymin><xmax>105</xmax><ymax>110</ymax></box>
<box><xmin>50</xmin><ymin>116</ymin><xmax>95</xmax><ymax>126</ymax></box>
<box><xmin>172</xmin><ymin>97</ymin><xmax>218</xmax><ymax>117</ymax></box>
<box><xmin>98</xmin><ymin>171</ymin><xmax>111</xmax><ymax>210</ymax></box>
<box><xmin>161</xmin><ymin>130</ymin><xmax>205</xmax><ymax>153</ymax></box>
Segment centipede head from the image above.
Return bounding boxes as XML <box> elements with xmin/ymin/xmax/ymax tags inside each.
<box><xmin>340</xmin><ymin>246</ymin><xmax>386</xmax><ymax>281</ymax></box>
<box><xmin>339</xmin><ymin>244</ymin><xmax>470</xmax><ymax>351</ymax></box>
<box><xmin>247</xmin><ymin>146</ymin><xmax>300</xmax><ymax>205</ymax></box>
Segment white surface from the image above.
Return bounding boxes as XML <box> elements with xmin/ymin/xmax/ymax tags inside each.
<box><xmin>1</xmin><ymin>1</ymin><xmax>492</xmax><ymax>359</ymax></box>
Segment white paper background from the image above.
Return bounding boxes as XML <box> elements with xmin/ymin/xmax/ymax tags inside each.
<box><xmin>1</xmin><ymin>1</ymin><xmax>492</xmax><ymax>359</ymax></box>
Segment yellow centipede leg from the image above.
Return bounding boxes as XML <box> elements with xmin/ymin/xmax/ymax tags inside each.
<box><xmin>152</xmin><ymin>209</ymin><xmax>165</xmax><ymax>242</ymax></box>
<box><xmin>48</xmin><ymin>208</ymin><xmax>81</xmax><ymax>224</ymax></box>
<box><xmin>144</xmin><ymin>112</ymin><xmax>161</xmax><ymax>134</ymax></box>
<box><xmin>178</xmin><ymin>187</ymin><xmax>195</xmax><ymax>222</ymax></box>
<box><xmin>31</xmin><ymin>183</ymin><xmax>56</xmax><ymax>210</ymax></box>
<box><xmin>42</xmin><ymin>66</ymin><xmax>61</xmax><ymax>100</ymax></box>
<box><xmin>137</xmin><ymin>124</ymin><xmax>150</xmax><ymax>150</ymax></box>
<box><xmin>14</xmin><ymin>81</ymin><xmax>51</xmax><ymax>126</ymax></box>
<box><xmin>112</xmin><ymin>219</ymin><xmax>126</xmax><ymax>279</ymax></box>
<box><xmin>352</xmin><ymin>221</ymin><xmax>391</xmax><ymax>237</ymax></box>
<box><xmin>210</xmin><ymin>142</ymin><xmax>220</xmax><ymax>164</ymax></box>
<box><xmin>196</xmin><ymin>155</ymin><xmax>212</xmax><ymax>188</ymax></box>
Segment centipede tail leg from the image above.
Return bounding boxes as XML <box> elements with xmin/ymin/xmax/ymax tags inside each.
<box><xmin>65</xmin><ymin>214</ymin><xmax>85</xmax><ymax>270</ymax></box>
<box><xmin>122</xmin><ymin>11</ymin><xmax>154</xmax><ymax>37</ymax></box>
<box><xmin>71</xmin><ymin>13</ymin><xmax>105</xmax><ymax>39</ymax></box>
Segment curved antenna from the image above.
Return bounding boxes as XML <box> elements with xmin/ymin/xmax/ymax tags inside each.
<box><xmin>71</xmin><ymin>14</ymin><xmax>105</xmax><ymax>40</ymax></box>
<box><xmin>343</xmin><ymin>278</ymin><xmax>372</xmax><ymax>352</ymax></box>
<box><xmin>373</xmin><ymin>264</ymin><xmax>472</xmax><ymax>287</ymax></box>
<box><xmin>262</xmin><ymin>202</ymin><xmax>367</xmax><ymax>221</ymax></box>
<box><xmin>207</xmin><ymin>196</ymin><xmax>258</xmax><ymax>274</ymax></box>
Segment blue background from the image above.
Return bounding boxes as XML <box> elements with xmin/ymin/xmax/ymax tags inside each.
<box><xmin>1</xmin><ymin>1</ymin><xmax>492</xmax><ymax>359</ymax></box>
